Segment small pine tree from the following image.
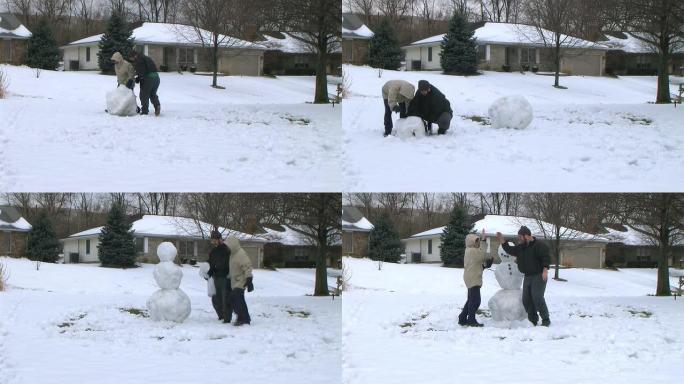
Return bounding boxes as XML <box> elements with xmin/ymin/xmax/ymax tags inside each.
<box><xmin>98</xmin><ymin>203</ymin><xmax>136</xmax><ymax>268</ymax></box>
<box><xmin>25</xmin><ymin>20</ymin><xmax>60</xmax><ymax>70</ymax></box>
<box><xmin>440</xmin><ymin>206</ymin><xmax>472</xmax><ymax>267</ymax></box>
<box><xmin>368</xmin><ymin>214</ymin><xmax>402</xmax><ymax>264</ymax></box>
<box><xmin>368</xmin><ymin>19</ymin><xmax>403</xmax><ymax>70</ymax></box>
<box><xmin>98</xmin><ymin>12</ymin><xmax>135</xmax><ymax>74</ymax></box>
<box><xmin>440</xmin><ymin>11</ymin><xmax>478</xmax><ymax>75</ymax></box>
<box><xmin>26</xmin><ymin>212</ymin><xmax>61</xmax><ymax>267</ymax></box>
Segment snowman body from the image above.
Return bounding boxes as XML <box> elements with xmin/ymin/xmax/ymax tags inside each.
<box><xmin>488</xmin><ymin>245</ymin><xmax>526</xmax><ymax>323</ymax></box>
<box><xmin>147</xmin><ymin>242</ymin><xmax>191</xmax><ymax>322</ymax></box>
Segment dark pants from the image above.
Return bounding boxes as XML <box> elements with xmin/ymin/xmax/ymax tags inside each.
<box><xmin>139</xmin><ymin>76</ymin><xmax>160</xmax><ymax>115</ymax></box>
<box><xmin>212</xmin><ymin>276</ymin><xmax>233</xmax><ymax>321</ymax></box>
<box><xmin>383</xmin><ymin>99</ymin><xmax>407</xmax><ymax>135</ymax></box>
<box><xmin>231</xmin><ymin>288</ymin><xmax>251</xmax><ymax>323</ymax></box>
<box><xmin>522</xmin><ymin>274</ymin><xmax>549</xmax><ymax>324</ymax></box>
<box><xmin>458</xmin><ymin>285</ymin><xmax>481</xmax><ymax>324</ymax></box>
<box><xmin>427</xmin><ymin>112</ymin><xmax>452</xmax><ymax>134</ymax></box>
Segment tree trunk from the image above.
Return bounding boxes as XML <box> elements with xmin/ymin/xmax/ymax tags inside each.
<box><xmin>314</xmin><ymin>41</ymin><xmax>329</xmax><ymax>104</ymax></box>
<box><xmin>212</xmin><ymin>44</ymin><xmax>219</xmax><ymax>88</ymax></box>
<box><xmin>656</xmin><ymin>44</ymin><xmax>671</xmax><ymax>104</ymax></box>
<box><xmin>314</xmin><ymin>237</ymin><xmax>329</xmax><ymax>296</ymax></box>
<box><xmin>554</xmin><ymin>41</ymin><xmax>561</xmax><ymax>88</ymax></box>
<box><xmin>656</xmin><ymin>234</ymin><xmax>671</xmax><ymax>296</ymax></box>
<box><xmin>554</xmin><ymin>237</ymin><xmax>560</xmax><ymax>280</ymax></box>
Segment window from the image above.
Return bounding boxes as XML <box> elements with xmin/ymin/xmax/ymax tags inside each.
<box><xmin>178</xmin><ymin>240</ymin><xmax>194</xmax><ymax>260</ymax></box>
<box><xmin>505</xmin><ymin>47</ymin><xmax>518</xmax><ymax>66</ymax></box>
<box><xmin>135</xmin><ymin>237</ymin><xmax>145</xmax><ymax>254</ymax></box>
<box><xmin>343</xmin><ymin>234</ymin><xmax>353</xmax><ymax>253</ymax></box>
<box><xmin>477</xmin><ymin>45</ymin><xmax>487</xmax><ymax>61</ymax></box>
<box><xmin>428</xmin><ymin>47</ymin><xmax>433</xmax><ymax>62</ymax></box>
<box><xmin>520</xmin><ymin>48</ymin><xmax>537</xmax><ymax>65</ymax></box>
<box><xmin>178</xmin><ymin>48</ymin><xmax>196</xmax><ymax>67</ymax></box>
<box><xmin>86</xmin><ymin>47</ymin><xmax>90</xmax><ymax>62</ymax></box>
<box><xmin>428</xmin><ymin>239</ymin><xmax>433</xmax><ymax>255</ymax></box>
<box><xmin>294</xmin><ymin>247</ymin><xmax>309</xmax><ymax>261</ymax></box>
<box><xmin>85</xmin><ymin>239</ymin><xmax>91</xmax><ymax>254</ymax></box>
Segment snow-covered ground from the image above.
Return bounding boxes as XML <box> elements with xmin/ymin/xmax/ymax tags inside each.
<box><xmin>0</xmin><ymin>257</ymin><xmax>341</xmax><ymax>384</ymax></box>
<box><xmin>342</xmin><ymin>257</ymin><xmax>684</xmax><ymax>384</ymax></box>
<box><xmin>0</xmin><ymin>65</ymin><xmax>341</xmax><ymax>191</ymax></box>
<box><xmin>342</xmin><ymin>65</ymin><xmax>684</xmax><ymax>191</ymax></box>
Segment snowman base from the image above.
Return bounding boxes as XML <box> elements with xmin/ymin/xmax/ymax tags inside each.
<box><xmin>147</xmin><ymin>289</ymin><xmax>191</xmax><ymax>322</ymax></box>
<box><xmin>393</xmin><ymin>116</ymin><xmax>427</xmax><ymax>139</ymax></box>
<box><xmin>488</xmin><ymin>289</ymin><xmax>526</xmax><ymax>323</ymax></box>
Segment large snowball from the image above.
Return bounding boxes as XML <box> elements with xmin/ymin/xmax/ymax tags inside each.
<box><xmin>488</xmin><ymin>289</ymin><xmax>526</xmax><ymax>322</ymax></box>
<box><xmin>147</xmin><ymin>289</ymin><xmax>191</xmax><ymax>322</ymax></box>
<box><xmin>105</xmin><ymin>86</ymin><xmax>138</xmax><ymax>117</ymax></box>
<box><xmin>198</xmin><ymin>262</ymin><xmax>210</xmax><ymax>280</ymax></box>
<box><xmin>488</xmin><ymin>95</ymin><xmax>533</xmax><ymax>129</ymax></box>
<box><xmin>393</xmin><ymin>116</ymin><xmax>426</xmax><ymax>139</ymax></box>
<box><xmin>157</xmin><ymin>242</ymin><xmax>177</xmax><ymax>262</ymax></box>
<box><xmin>153</xmin><ymin>262</ymin><xmax>182</xmax><ymax>290</ymax></box>
<box><xmin>494</xmin><ymin>261</ymin><xmax>524</xmax><ymax>290</ymax></box>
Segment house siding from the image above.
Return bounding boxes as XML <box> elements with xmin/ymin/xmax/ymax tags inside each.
<box><xmin>342</xmin><ymin>231</ymin><xmax>370</xmax><ymax>257</ymax></box>
<box><xmin>1</xmin><ymin>39</ymin><xmax>28</xmax><ymax>65</ymax></box>
<box><xmin>342</xmin><ymin>39</ymin><xmax>369</xmax><ymax>65</ymax></box>
<box><xmin>0</xmin><ymin>231</ymin><xmax>28</xmax><ymax>258</ymax></box>
<box><xmin>63</xmin><ymin>45</ymin><xmax>100</xmax><ymax>71</ymax></box>
<box><xmin>62</xmin><ymin>237</ymin><xmax>101</xmax><ymax>263</ymax></box>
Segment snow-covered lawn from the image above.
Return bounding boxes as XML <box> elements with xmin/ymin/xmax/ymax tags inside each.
<box><xmin>342</xmin><ymin>257</ymin><xmax>684</xmax><ymax>384</ymax></box>
<box><xmin>342</xmin><ymin>65</ymin><xmax>684</xmax><ymax>191</ymax></box>
<box><xmin>0</xmin><ymin>65</ymin><xmax>341</xmax><ymax>191</ymax></box>
<box><xmin>0</xmin><ymin>257</ymin><xmax>341</xmax><ymax>384</ymax></box>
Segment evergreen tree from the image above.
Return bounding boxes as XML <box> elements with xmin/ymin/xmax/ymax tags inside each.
<box><xmin>368</xmin><ymin>19</ymin><xmax>403</xmax><ymax>70</ymax></box>
<box><xmin>26</xmin><ymin>212</ymin><xmax>60</xmax><ymax>264</ymax></box>
<box><xmin>440</xmin><ymin>206</ymin><xmax>472</xmax><ymax>267</ymax></box>
<box><xmin>440</xmin><ymin>11</ymin><xmax>478</xmax><ymax>75</ymax></box>
<box><xmin>98</xmin><ymin>203</ymin><xmax>136</xmax><ymax>268</ymax></box>
<box><xmin>368</xmin><ymin>214</ymin><xmax>402</xmax><ymax>263</ymax></box>
<box><xmin>25</xmin><ymin>20</ymin><xmax>60</xmax><ymax>70</ymax></box>
<box><xmin>98</xmin><ymin>12</ymin><xmax>135</xmax><ymax>74</ymax></box>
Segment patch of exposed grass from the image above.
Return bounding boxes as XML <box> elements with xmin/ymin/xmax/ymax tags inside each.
<box><xmin>282</xmin><ymin>114</ymin><xmax>311</xmax><ymax>125</ymax></box>
<box><xmin>627</xmin><ymin>309</ymin><xmax>652</xmax><ymax>318</ymax></box>
<box><xmin>624</xmin><ymin>115</ymin><xmax>653</xmax><ymax>125</ymax></box>
<box><xmin>286</xmin><ymin>309</ymin><xmax>311</xmax><ymax>318</ymax></box>
<box><xmin>462</xmin><ymin>115</ymin><xmax>491</xmax><ymax>125</ymax></box>
<box><xmin>58</xmin><ymin>313</ymin><xmax>87</xmax><ymax>328</ymax></box>
<box><xmin>120</xmin><ymin>307</ymin><xmax>149</xmax><ymax>318</ymax></box>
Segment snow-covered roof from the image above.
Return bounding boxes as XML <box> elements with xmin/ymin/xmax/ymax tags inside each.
<box><xmin>261</xmin><ymin>32</ymin><xmax>341</xmax><ymax>54</ymax></box>
<box><xmin>406</xmin><ymin>22</ymin><xmax>607</xmax><ymax>50</ymax></box>
<box><xmin>406</xmin><ymin>215</ymin><xmax>606</xmax><ymax>242</ymax></box>
<box><xmin>262</xmin><ymin>224</ymin><xmax>342</xmax><ymax>246</ymax></box>
<box><xmin>604</xmin><ymin>225</ymin><xmax>684</xmax><ymax>247</ymax></box>
<box><xmin>66</xmin><ymin>215</ymin><xmax>266</xmax><ymax>243</ymax></box>
<box><xmin>342</xmin><ymin>206</ymin><xmax>374</xmax><ymax>232</ymax></box>
<box><xmin>603</xmin><ymin>32</ymin><xmax>684</xmax><ymax>54</ymax></box>
<box><xmin>0</xmin><ymin>206</ymin><xmax>32</xmax><ymax>232</ymax></box>
<box><xmin>65</xmin><ymin>22</ymin><xmax>265</xmax><ymax>50</ymax></box>
<box><xmin>342</xmin><ymin>13</ymin><xmax>374</xmax><ymax>40</ymax></box>
<box><xmin>0</xmin><ymin>13</ymin><xmax>31</xmax><ymax>39</ymax></box>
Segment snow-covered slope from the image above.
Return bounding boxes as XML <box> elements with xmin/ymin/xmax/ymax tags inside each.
<box><xmin>342</xmin><ymin>65</ymin><xmax>684</xmax><ymax>191</ymax></box>
<box><xmin>0</xmin><ymin>65</ymin><xmax>341</xmax><ymax>191</ymax></box>
<box><xmin>0</xmin><ymin>257</ymin><xmax>341</xmax><ymax>384</ymax></box>
<box><xmin>342</xmin><ymin>257</ymin><xmax>684</xmax><ymax>384</ymax></box>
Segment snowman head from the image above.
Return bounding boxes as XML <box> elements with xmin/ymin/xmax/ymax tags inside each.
<box><xmin>498</xmin><ymin>244</ymin><xmax>514</xmax><ymax>262</ymax></box>
<box><xmin>157</xmin><ymin>242</ymin><xmax>177</xmax><ymax>263</ymax></box>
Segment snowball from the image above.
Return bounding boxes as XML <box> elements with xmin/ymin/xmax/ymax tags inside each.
<box><xmin>488</xmin><ymin>289</ymin><xmax>527</xmax><ymax>322</ymax></box>
<box><xmin>393</xmin><ymin>116</ymin><xmax>426</xmax><ymax>139</ymax></box>
<box><xmin>494</xmin><ymin>261</ymin><xmax>524</xmax><ymax>290</ymax></box>
<box><xmin>157</xmin><ymin>242</ymin><xmax>177</xmax><ymax>262</ymax></box>
<box><xmin>153</xmin><ymin>262</ymin><xmax>183</xmax><ymax>290</ymax></box>
<box><xmin>198</xmin><ymin>262</ymin><xmax>210</xmax><ymax>280</ymax></box>
<box><xmin>147</xmin><ymin>289</ymin><xmax>191</xmax><ymax>322</ymax></box>
<box><xmin>488</xmin><ymin>95</ymin><xmax>533</xmax><ymax>129</ymax></box>
<box><xmin>106</xmin><ymin>86</ymin><xmax>138</xmax><ymax>117</ymax></box>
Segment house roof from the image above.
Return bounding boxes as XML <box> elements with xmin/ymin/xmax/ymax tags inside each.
<box><xmin>602</xmin><ymin>32</ymin><xmax>684</xmax><ymax>54</ymax></box>
<box><xmin>406</xmin><ymin>215</ymin><xmax>607</xmax><ymax>242</ymax></box>
<box><xmin>261</xmin><ymin>224</ymin><xmax>342</xmax><ymax>246</ymax></box>
<box><xmin>65</xmin><ymin>215</ymin><xmax>266</xmax><ymax>243</ymax></box>
<box><xmin>260</xmin><ymin>32</ymin><xmax>341</xmax><ymax>54</ymax></box>
<box><xmin>603</xmin><ymin>224</ymin><xmax>684</xmax><ymax>246</ymax></box>
<box><xmin>0</xmin><ymin>13</ymin><xmax>31</xmax><ymax>39</ymax></box>
<box><xmin>405</xmin><ymin>22</ymin><xmax>607</xmax><ymax>50</ymax></box>
<box><xmin>64</xmin><ymin>22</ymin><xmax>266</xmax><ymax>50</ymax></box>
<box><xmin>342</xmin><ymin>206</ymin><xmax>374</xmax><ymax>232</ymax></box>
<box><xmin>0</xmin><ymin>206</ymin><xmax>32</xmax><ymax>232</ymax></box>
<box><xmin>342</xmin><ymin>13</ymin><xmax>374</xmax><ymax>40</ymax></box>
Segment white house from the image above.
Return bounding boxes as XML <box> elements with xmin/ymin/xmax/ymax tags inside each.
<box><xmin>403</xmin><ymin>22</ymin><xmax>608</xmax><ymax>76</ymax></box>
<box><xmin>61</xmin><ymin>22</ymin><xmax>266</xmax><ymax>75</ymax></box>
<box><xmin>61</xmin><ymin>214</ymin><xmax>267</xmax><ymax>268</ymax></box>
<box><xmin>403</xmin><ymin>215</ymin><xmax>608</xmax><ymax>268</ymax></box>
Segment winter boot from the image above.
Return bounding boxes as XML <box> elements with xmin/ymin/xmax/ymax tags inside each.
<box><xmin>541</xmin><ymin>319</ymin><xmax>551</xmax><ymax>327</ymax></box>
<box><xmin>233</xmin><ymin>320</ymin><xmax>250</xmax><ymax>326</ymax></box>
<box><xmin>466</xmin><ymin>320</ymin><xmax>484</xmax><ymax>327</ymax></box>
<box><xmin>154</xmin><ymin>104</ymin><xmax>161</xmax><ymax>116</ymax></box>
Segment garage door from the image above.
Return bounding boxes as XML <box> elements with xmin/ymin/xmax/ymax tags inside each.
<box><xmin>563</xmin><ymin>55</ymin><xmax>602</xmax><ymax>76</ymax></box>
<box><xmin>563</xmin><ymin>247</ymin><xmax>602</xmax><ymax>268</ymax></box>
<box><xmin>220</xmin><ymin>54</ymin><xmax>261</xmax><ymax>76</ymax></box>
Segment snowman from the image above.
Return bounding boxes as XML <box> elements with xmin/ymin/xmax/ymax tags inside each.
<box><xmin>147</xmin><ymin>242</ymin><xmax>191</xmax><ymax>322</ymax></box>
<box><xmin>488</xmin><ymin>244</ymin><xmax>526</xmax><ymax>324</ymax></box>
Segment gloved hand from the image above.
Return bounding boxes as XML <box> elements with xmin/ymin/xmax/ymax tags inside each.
<box><xmin>126</xmin><ymin>79</ymin><xmax>135</xmax><ymax>89</ymax></box>
<box><xmin>135</xmin><ymin>76</ymin><xmax>142</xmax><ymax>84</ymax></box>
<box><xmin>392</xmin><ymin>104</ymin><xmax>402</xmax><ymax>113</ymax></box>
<box><xmin>246</xmin><ymin>277</ymin><xmax>254</xmax><ymax>292</ymax></box>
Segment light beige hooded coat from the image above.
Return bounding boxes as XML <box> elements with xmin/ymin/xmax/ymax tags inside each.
<box><xmin>111</xmin><ymin>52</ymin><xmax>136</xmax><ymax>86</ymax></box>
<box><xmin>382</xmin><ymin>80</ymin><xmax>415</xmax><ymax>107</ymax></box>
<box><xmin>227</xmin><ymin>236</ymin><xmax>253</xmax><ymax>290</ymax></box>
<box><xmin>463</xmin><ymin>234</ymin><xmax>490</xmax><ymax>289</ymax></box>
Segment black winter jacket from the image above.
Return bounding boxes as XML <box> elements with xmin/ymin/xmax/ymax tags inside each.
<box><xmin>407</xmin><ymin>84</ymin><xmax>452</xmax><ymax>123</ymax></box>
<box><xmin>133</xmin><ymin>54</ymin><xmax>159</xmax><ymax>77</ymax></box>
<box><xmin>207</xmin><ymin>243</ymin><xmax>230</xmax><ymax>278</ymax></box>
<box><xmin>501</xmin><ymin>239</ymin><xmax>551</xmax><ymax>276</ymax></box>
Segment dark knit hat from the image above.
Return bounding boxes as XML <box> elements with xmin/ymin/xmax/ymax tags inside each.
<box><xmin>210</xmin><ymin>230</ymin><xmax>222</xmax><ymax>240</ymax></box>
<box><xmin>418</xmin><ymin>80</ymin><xmax>430</xmax><ymax>91</ymax></box>
<box><xmin>518</xmin><ymin>226</ymin><xmax>532</xmax><ymax>236</ymax></box>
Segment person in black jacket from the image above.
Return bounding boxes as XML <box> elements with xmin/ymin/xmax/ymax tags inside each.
<box><xmin>207</xmin><ymin>230</ymin><xmax>233</xmax><ymax>323</ymax></box>
<box><xmin>407</xmin><ymin>80</ymin><xmax>453</xmax><ymax>135</ymax></box>
<box><xmin>496</xmin><ymin>226</ymin><xmax>552</xmax><ymax>327</ymax></box>
<box><xmin>130</xmin><ymin>51</ymin><xmax>161</xmax><ymax>116</ymax></box>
